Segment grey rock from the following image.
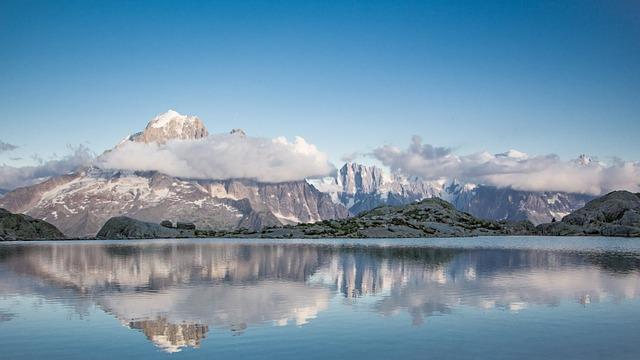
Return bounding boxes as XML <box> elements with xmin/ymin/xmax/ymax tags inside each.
<box><xmin>176</xmin><ymin>222</ymin><xmax>196</xmax><ymax>230</ymax></box>
<box><xmin>449</xmin><ymin>185</ymin><xmax>593</xmax><ymax>225</ymax></box>
<box><xmin>0</xmin><ymin>208</ymin><xmax>65</xmax><ymax>240</ymax></box>
<box><xmin>536</xmin><ymin>191</ymin><xmax>640</xmax><ymax>237</ymax></box>
<box><xmin>338</xmin><ymin>162</ymin><xmax>386</xmax><ymax>195</ymax></box>
<box><xmin>619</xmin><ymin>210</ymin><xmax>640</xmax><ymax>227</ymax></box>
<box><xmin>160</xmin><ymin>220</ymin><xmax>173</xmax><ymax>228</ymax></box>
<box><xmin>563</xmin><ymin>191</ymin><xmax>640</xmax><ymax>226</ymax></box>
<box><xmin>96</xmin><ymin>216</ymin><xmax>192</xmax><ymax>239</ymax></box>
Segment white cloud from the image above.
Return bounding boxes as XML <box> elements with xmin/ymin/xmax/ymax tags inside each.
<box><xmin>0</xmin><ymin>145</ymin><xmax>94</xmax><ymax>190</ymax></box>
<box><xmin>96</xmin><ymin>134</ymin><xmax>335</xmax><ymax>183</ymax></box>
<box><xmin>372</xmin><ymin>136</ymin><xmax>640</xmax><ymax>195</ymax></box>
<box><xmin>340</xmin><ymin>152</ymin><xmax>362</xmax><ymax>163</ymax></box>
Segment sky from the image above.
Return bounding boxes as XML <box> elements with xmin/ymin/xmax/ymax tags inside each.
<box><xmin>0</xmin><ymin>0</ymin><xmax>639</xmax><ymax>191</ymax></box>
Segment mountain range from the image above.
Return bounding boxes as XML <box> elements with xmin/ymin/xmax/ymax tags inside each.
<box><xmin>0</xmin><ymin>111</ymin><xmax>347</xmax><ymax>237</ymax></box>
<box><xmin>315</xmin><ymin>162</ymin><xmax>594</xmax><ymax>225</ymax></box>
<box><xmin>0</xmin><ymin>110</ymin><xmax>601</xmax><ymax>237</ymax></box>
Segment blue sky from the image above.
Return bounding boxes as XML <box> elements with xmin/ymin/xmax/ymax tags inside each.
<box><xmin>1</xmin><ymin>0</ymin><xmax>639</xmax><ymax>167</ymax></box>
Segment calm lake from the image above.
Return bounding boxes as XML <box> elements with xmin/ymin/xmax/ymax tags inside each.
<box><xmin>1</xmin><ymin>237</ymin><xmax>639</xmax><ymax>359</ymax></box>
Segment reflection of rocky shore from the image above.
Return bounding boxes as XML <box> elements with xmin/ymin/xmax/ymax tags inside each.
<box><xmin>1</xmin><ymin>241</ymin><xmax>639</xmax><ymax>352</ymax></box>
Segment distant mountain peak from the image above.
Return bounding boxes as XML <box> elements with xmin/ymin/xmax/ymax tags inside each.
<box><xmin>338</xmin><ymin>162</ymin><xmax>385</xmax><ymax>195</ymax></box>
<box><xmin>575</xmin><ymin>154</ymin><xmax>593</xmax><ymax>166</ymax></box>
<box><xmin>229</xmin><ymin>128</ymin><xmax>246</xmax><ymax>137</ymax></box>
<box><xmin>129</xmin><ymin>110</ymin><xmax>209</xmax><ymax>144</ymax></box>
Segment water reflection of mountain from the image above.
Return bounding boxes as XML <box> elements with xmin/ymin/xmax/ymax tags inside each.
<box><xmin>0</xmin><ymin>242</ymin><xmax>639</xmax><ymax>352</ymax></box>
<box><xmin>129</xmin><ymin>318</ymin><xmax>208</xmax><ymax>353</ymax></box>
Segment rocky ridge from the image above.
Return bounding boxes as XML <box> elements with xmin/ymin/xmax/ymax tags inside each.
<box><xmin>537</xmin><ymin>191</ymin><xmax>640</xmax><ymax>237</ymax></box>
<box><xmin>251</xmin><ymin>198</ymin><xmax>536</xmax><ymax>238</ymax></box>
<box><xmin>0</xmin><ymin>208</ymin><xmax>65</xmax><ymax>240</ymax></box>
<box><xmin>96</xmin><ymin>216</ymin><xmax>195</xmax><ymax>239</ymax></box>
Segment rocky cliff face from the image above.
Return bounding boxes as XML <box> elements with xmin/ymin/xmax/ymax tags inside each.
<box><xmin>448</xmin><ymin>185</ymin><xmax>593</xmax><ymax>225</ymax></box>
<box><xmin>0</xmin><ymin>208</ymin><xmax>65</xmax><ymax>240</ymax></box>
<box><xmin>198</xmin><ymin>178</ymin><xmax>347</xmax><ymax>224</ymax></box>
<box><xmin>338</xmin><ymin>162</ymin><xmax>387</xmax><ymax>195</ymax></box>
<box><xmin>325</xmin><ymin>163</ymin><xmax>592</xmax><ymax>225</ymax></box>
<box><xmin>537</xmin><ymin>191</ymin><xmax>640</xmax><ymax>237</ymax></box>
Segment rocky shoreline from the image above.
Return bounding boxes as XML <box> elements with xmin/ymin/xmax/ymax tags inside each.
<box><xmin>2</xmin><ymin>191</ymin><xmax>639</xmax><ymax>240</ymax></box>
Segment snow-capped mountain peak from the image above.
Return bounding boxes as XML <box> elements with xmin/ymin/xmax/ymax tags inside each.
<box><xmin>149</xmin><ymin>109</ymin><xmax>183</xmax><ymax>128</ymax></box>
<box><xmin>129</xmin><ymin>110</ymin><xmax>209</xmax><ymax>144</ymax></box>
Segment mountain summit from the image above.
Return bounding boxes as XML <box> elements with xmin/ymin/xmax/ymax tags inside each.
<box><xmin>128</xmin><ymin>110</ymin><xmax>209</xmax><ymax>144</ymax></box>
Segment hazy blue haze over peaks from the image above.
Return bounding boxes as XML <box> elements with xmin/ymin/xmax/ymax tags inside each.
<box><xmin>0</xmin><ymin>0</ymin><xmax>639</xmax><ymax>166</ymax></box>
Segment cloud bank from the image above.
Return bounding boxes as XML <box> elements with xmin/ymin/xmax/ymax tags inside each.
<box><xmin>373</xmin><ymin>136</ymin><xmax>640</xmax><ymax>195</ymax></box>
<box><xmin>0</xmin><ymin>145</ymin><xmax>94</xmax><ymax>190</ymax></box>
<box><xmin>0</xmin><ymin>141</ymin><xmax>18</xmax><ymax>153</ymax></box>
<box><xmin>96</xmin><ymin>134</ymin><xmax>335</xmax><ymax>183</ymax></box>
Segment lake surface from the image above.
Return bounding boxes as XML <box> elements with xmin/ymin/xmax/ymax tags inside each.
<box><xmin>1</xmin><ymin>236</ymin><xmax>639</xmax><ymax>359</ymax></box>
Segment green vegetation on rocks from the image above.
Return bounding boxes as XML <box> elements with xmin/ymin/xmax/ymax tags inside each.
<box><xmin>0</xmin><ymin>208</ymin><xmax>65</xmax><ymax>240</ymax></box>
<box><xmin>96</xmin><ymin>216</ymin><xmax>196</xmax><ymax>239</ymax></box>
<box><xmin>258</xmin><ymin>198</ymin><xmax>535</xmax><ymax>238</ymax></box>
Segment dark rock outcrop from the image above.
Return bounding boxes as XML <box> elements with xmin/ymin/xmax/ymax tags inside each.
<box><xmin>176</xmin><ymin>222</ymin><xmax>196</xmax><ymax>230</ymax></box>
<box><xmin>0</xmin><ymin>208</ymin><xmax>65</xmax><ymax>240</ymax></box>
<box><xmin>96</xmin><ymin>216</ymin><xmax>194</xmax><ymax>239</ymax></box>
<box><xmin>536</xmin><ymin>191</ymin><xmax>640</xmax><ymax>237</ymax></box>
<box><xmin>160</xmin><ymin>220</ymin><xmax>174</xmax><ymax>228</ymax></box>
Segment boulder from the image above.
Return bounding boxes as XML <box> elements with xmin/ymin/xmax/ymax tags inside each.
<box><xmin>176</xmin><ymin>222</ymin><xmax>196</xmax><ymax>230</ymax></box>
<box><xmin>160</xmin><ymin>220</ymin><xmax>174</xmax><ymax>228</ymax></box>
